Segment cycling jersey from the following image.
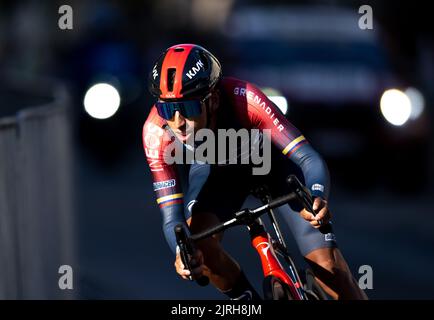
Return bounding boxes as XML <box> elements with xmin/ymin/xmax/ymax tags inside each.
<box><xmin>142</xmin><ymin>77</ymin><xmax>331</xmax><ymax>253</ymax></box>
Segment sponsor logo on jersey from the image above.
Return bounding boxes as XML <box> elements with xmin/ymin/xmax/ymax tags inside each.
<box><xmin>233</xmin><ymin>86</ymin><xmax>285</xmax><ymax>132</ymax></box>
<box><xmin>144</xmin><ymin>122</ymin><xmax>165</xmax><ymax>172</ymax></box>
<box><xmin>325</xmin><ymin>233</ymin><xmax>336</xmax><ymax>242</ymax></box>
<box><xmin>312</xmin><ymin>184</ymin><xmax>325</xmax><ymax>193</ymax></box>
<box><xmin>153</xmin><ymin>179</ymin><xmax>176</xmax><ymax>191</ymax></box>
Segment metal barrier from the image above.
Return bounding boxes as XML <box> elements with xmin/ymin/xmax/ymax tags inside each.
<box><xmin>0</xmin><ymin>81</ymin><xmax>76</xmax><ymax>299</ymax></box>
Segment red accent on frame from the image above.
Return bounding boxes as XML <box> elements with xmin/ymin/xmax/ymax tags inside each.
<box><xmin>252</xmin><ymin>232</ymin><xmax>302</xmax><ymax>300</ymax></box>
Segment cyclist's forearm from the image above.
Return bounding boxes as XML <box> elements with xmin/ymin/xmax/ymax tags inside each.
<box><xmin>289</xmin><ymin>143</ymin><xmax>330</xmax><ymax>200</ymax></box>
<box><xmin>161</xmin><ymin>204</ymin><xmax>189</xmax><ymax>254</ymax></box>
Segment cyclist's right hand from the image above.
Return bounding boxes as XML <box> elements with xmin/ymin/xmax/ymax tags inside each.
<box><xmin>299</xmin><ymin>197</ymin><xmax>331</xmax><ymax>228</ymax></box>
<box><xmin>175</xmin><ymin>248</ymin><xmax>205</xmax><ymax>280</ymax></box>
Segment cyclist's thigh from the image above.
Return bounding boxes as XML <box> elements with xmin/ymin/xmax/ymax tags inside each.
<box><xmin>187</xmin><ymin>211</ymin><xmax>224</xmax><ymax>242</ymax></box>
<box><xmin>184</xmin><ymin>162</ymin><xmax>252</xmax><ymax>223</ymax></box>
<box><xmin>279</xmin><ymin>204</ymin><xmax>338</xmax><ymax>256</ymax></box>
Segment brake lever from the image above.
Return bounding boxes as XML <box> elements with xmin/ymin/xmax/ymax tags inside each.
<box><xmin>287</xmin><ymin>175</ymin><xmax>333</xmax><ymax>234</ymax></box>
<box><xmin>174</xmin><ymin>224</ymin><xmax>209</xmax><ymax>286</ymax></box>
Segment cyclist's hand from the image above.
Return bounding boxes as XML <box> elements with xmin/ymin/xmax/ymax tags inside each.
<box><xmin>174</xmin><ymin>248</ymin><xmax>204</xmax><ymax>280</ymax></box>
<box><xmin>299</xmin><ymin>197</ymin><xmax>332</xmax><ymax>228</ymax></box>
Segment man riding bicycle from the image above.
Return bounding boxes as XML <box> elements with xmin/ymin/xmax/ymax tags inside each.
<box><xmin>143</xmin><ymin>44</ymin><xmax>367</xmax><ymax>300</ymax></box>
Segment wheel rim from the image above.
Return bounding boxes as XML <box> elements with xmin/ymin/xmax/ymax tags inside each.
<box><xmin>263</xmin><ymin>276</ymin><xmax>294</xmax><ymax>300</ymax></box>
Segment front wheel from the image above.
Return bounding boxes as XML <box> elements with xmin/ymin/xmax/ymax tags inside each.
<box><xmin>262</xmin><ymin>276</ymin><xmax>295</xmax><ymax>300</ymax></box>
<box><xmin>303</xmin><ymin>269</ymin><xmax>329</xmax><ymax>300</ymax></box>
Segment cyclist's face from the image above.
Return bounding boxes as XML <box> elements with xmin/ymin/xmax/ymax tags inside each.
<box><xmin>166</xmin><ymin>108</ymin><xmax>206</xmax><ymax>142</ymax></box>
<box><xmin>166</xmin><ymin>92</ymin><xmax>218</xmax><ymax>143</ymax></box>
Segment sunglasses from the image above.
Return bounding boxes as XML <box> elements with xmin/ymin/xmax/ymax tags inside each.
<box><xmin>156</xmin><ymin>93</ymin><xmax>211</xmax><ymax>120</ymax></box>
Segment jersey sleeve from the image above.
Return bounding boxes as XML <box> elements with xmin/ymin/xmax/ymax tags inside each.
<box><xmin>142</xmin><ymin>106</ymin><xmax>187</xmax><ymax>254</ymax></box>
<box><xmin>227</xmin><ymin>79</ymin><xmax>330</xmax><ymax>199</ymax></box>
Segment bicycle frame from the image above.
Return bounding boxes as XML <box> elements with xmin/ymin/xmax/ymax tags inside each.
<box><xmin>250</xmin><ymin>185</ymin><xmax>308</xmax><ymax>300</ymax></box>
<box><xmin>249</xmin><ymin>218</ymin><xmax>306</xmax><ymax>300</ymax></box>
<box><xmin>181</xmin><ymin>175</ymin><xmax>322</xmax><ymax>299</ymax></box>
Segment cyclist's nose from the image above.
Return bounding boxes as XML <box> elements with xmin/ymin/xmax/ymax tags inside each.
<box><xmin>173</xmin><ymin>111</ymin><xmax>186</xmax><ymax>128</ymax></box>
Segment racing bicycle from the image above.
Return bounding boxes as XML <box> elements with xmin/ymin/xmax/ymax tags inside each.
<box><xmin>175</xmin><ymin>175</ymin><xmax>330</xmax><ymax>300</ymax></box>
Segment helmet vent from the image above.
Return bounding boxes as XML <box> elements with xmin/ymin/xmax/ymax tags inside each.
<box><xmin>167</xmin><ymin>68</ymin><xmax>176</xmax><ymax>92</ymax></box>
<box><xmin>174</xmin><ymin>47</ymin><xmax>184</xmax><ymax>52</ymax></box>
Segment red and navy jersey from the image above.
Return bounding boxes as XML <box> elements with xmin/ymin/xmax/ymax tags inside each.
<box><xmin>142</xmin><ymin>107</ymin><xmax>184</xmax><ymax>209</ymax></box>
<box><xmin>142</xmin><ymin>77</ymin><xmax>330</xmax><ymax>252</ymax></box>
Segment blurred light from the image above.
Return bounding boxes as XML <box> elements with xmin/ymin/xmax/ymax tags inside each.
<box><xmin>262</xmin><ymin>87</ymin><xmax>289</xmax><ymax>115</ymax></box>
<box><xmin>268</xmin><ymin>96</ymin><xmax>288</xmax><ymax>115</ymax></box>
<box><xmin>192</xmin><ymin>0</ymin><xmax>234</xmax><ymax>31</ymax></box>
<box><xmin>84</xmin><ymin>83</ymin><xmax>120</xmax><ymax>119</ymax></box>
<box><xmin>380</xmin><ymin>89</ymin><xmax>411</xmax><ymax>126</ymax></box>
<box><xmin>405</xmin><ymin>87</ymin><xmax>425</xmax><ymax>120</ymax></box>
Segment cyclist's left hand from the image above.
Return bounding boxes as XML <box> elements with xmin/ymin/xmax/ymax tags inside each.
<box><xmin>299</xmin><ymin>197</ymin><xmax>332</xmax><ymax>228</ymax></box>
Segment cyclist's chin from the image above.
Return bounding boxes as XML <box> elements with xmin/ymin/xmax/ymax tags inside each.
<box><xmin>176</xmin><ymin>131</ymin><xmax>193</xmax><ymax>142</ymax></box>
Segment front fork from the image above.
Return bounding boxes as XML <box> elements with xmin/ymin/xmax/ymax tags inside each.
<box><xmin>249</xmin><ymin>221</ymin><xmax>306</xmax><ymax>300</ymax></box>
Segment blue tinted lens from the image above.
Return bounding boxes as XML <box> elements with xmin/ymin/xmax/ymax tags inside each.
<box><xmin>156</xmin><ymin>102</ymin><xmax>176</xmax><ymax>120</ymax></box>
<box><xmin>179</xmin><ymin>101</ymin><xmax>203</xmax><ymax>118</ymax></box>
<box><xmin>156</xmin><ymin>100</ymin><xmax>203</xmax><ymax>120</ymax></box>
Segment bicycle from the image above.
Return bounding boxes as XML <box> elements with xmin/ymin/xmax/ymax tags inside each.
<box><xmin>175</xmin><ymin>175</ymin><xmax>330</xmax><ymax>300</ymax></box>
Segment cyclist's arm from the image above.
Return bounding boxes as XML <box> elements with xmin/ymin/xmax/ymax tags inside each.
<box><xmin>142</xmin><ymin>108</ymin><xmax>187</xmax><ymax>254</ymax></box>
<box><xmin>231</xmin><ymin>81</ymin><xmax>330</xmax><ymax>199</ymax></box>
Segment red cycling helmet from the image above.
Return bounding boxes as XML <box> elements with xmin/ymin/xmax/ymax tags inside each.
<box><xmin>149</xmin><ymin>44</ymin><xmax>222</xmax><ymax>101</ymax></box>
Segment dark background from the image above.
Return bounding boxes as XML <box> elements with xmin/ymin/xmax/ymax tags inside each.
<box><xmin>0</xmin><ymin>0</ymin><xmax>433</xmax><ymax>299</ymax></box>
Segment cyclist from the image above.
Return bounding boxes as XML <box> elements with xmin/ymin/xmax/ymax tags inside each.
<box><xmin>143</xmin><ymin>44</ymin><xmax>367</xmax><ymax>300</ymax></box>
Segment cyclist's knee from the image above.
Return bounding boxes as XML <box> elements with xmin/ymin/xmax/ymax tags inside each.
<box><xmin>195</xmin><ymin>235</ymin><xmax>221</xmax><ymax>254</ymax></box>
<box><xmin>317</xmin><ymin>258</ymin><xmax>350</xmax><ymax>280</ymax></box>
<box><xmin>189</xmin><ymin>211</ymin><xmax>220</xmax><ymax>233</ymax></box>
<box><xmin>188</xmin><ymin>211</ymin><xmax>239</xmax><ymax>274</ymax></box>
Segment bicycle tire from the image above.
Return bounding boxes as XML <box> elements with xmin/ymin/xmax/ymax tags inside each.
<box><xmin>273</xmin><ymin>250</ymin><xmax>327</xmax><ymax>300</ymax></box>
<box><xmin>262</xmin><ymin>275</ymin><xmax>296</xmax><ymax>300</ymax></box>
<box><xmin>303</xmin><ymin>269</ymin><xmax>329</xmax><ymax>300</ymax></box>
